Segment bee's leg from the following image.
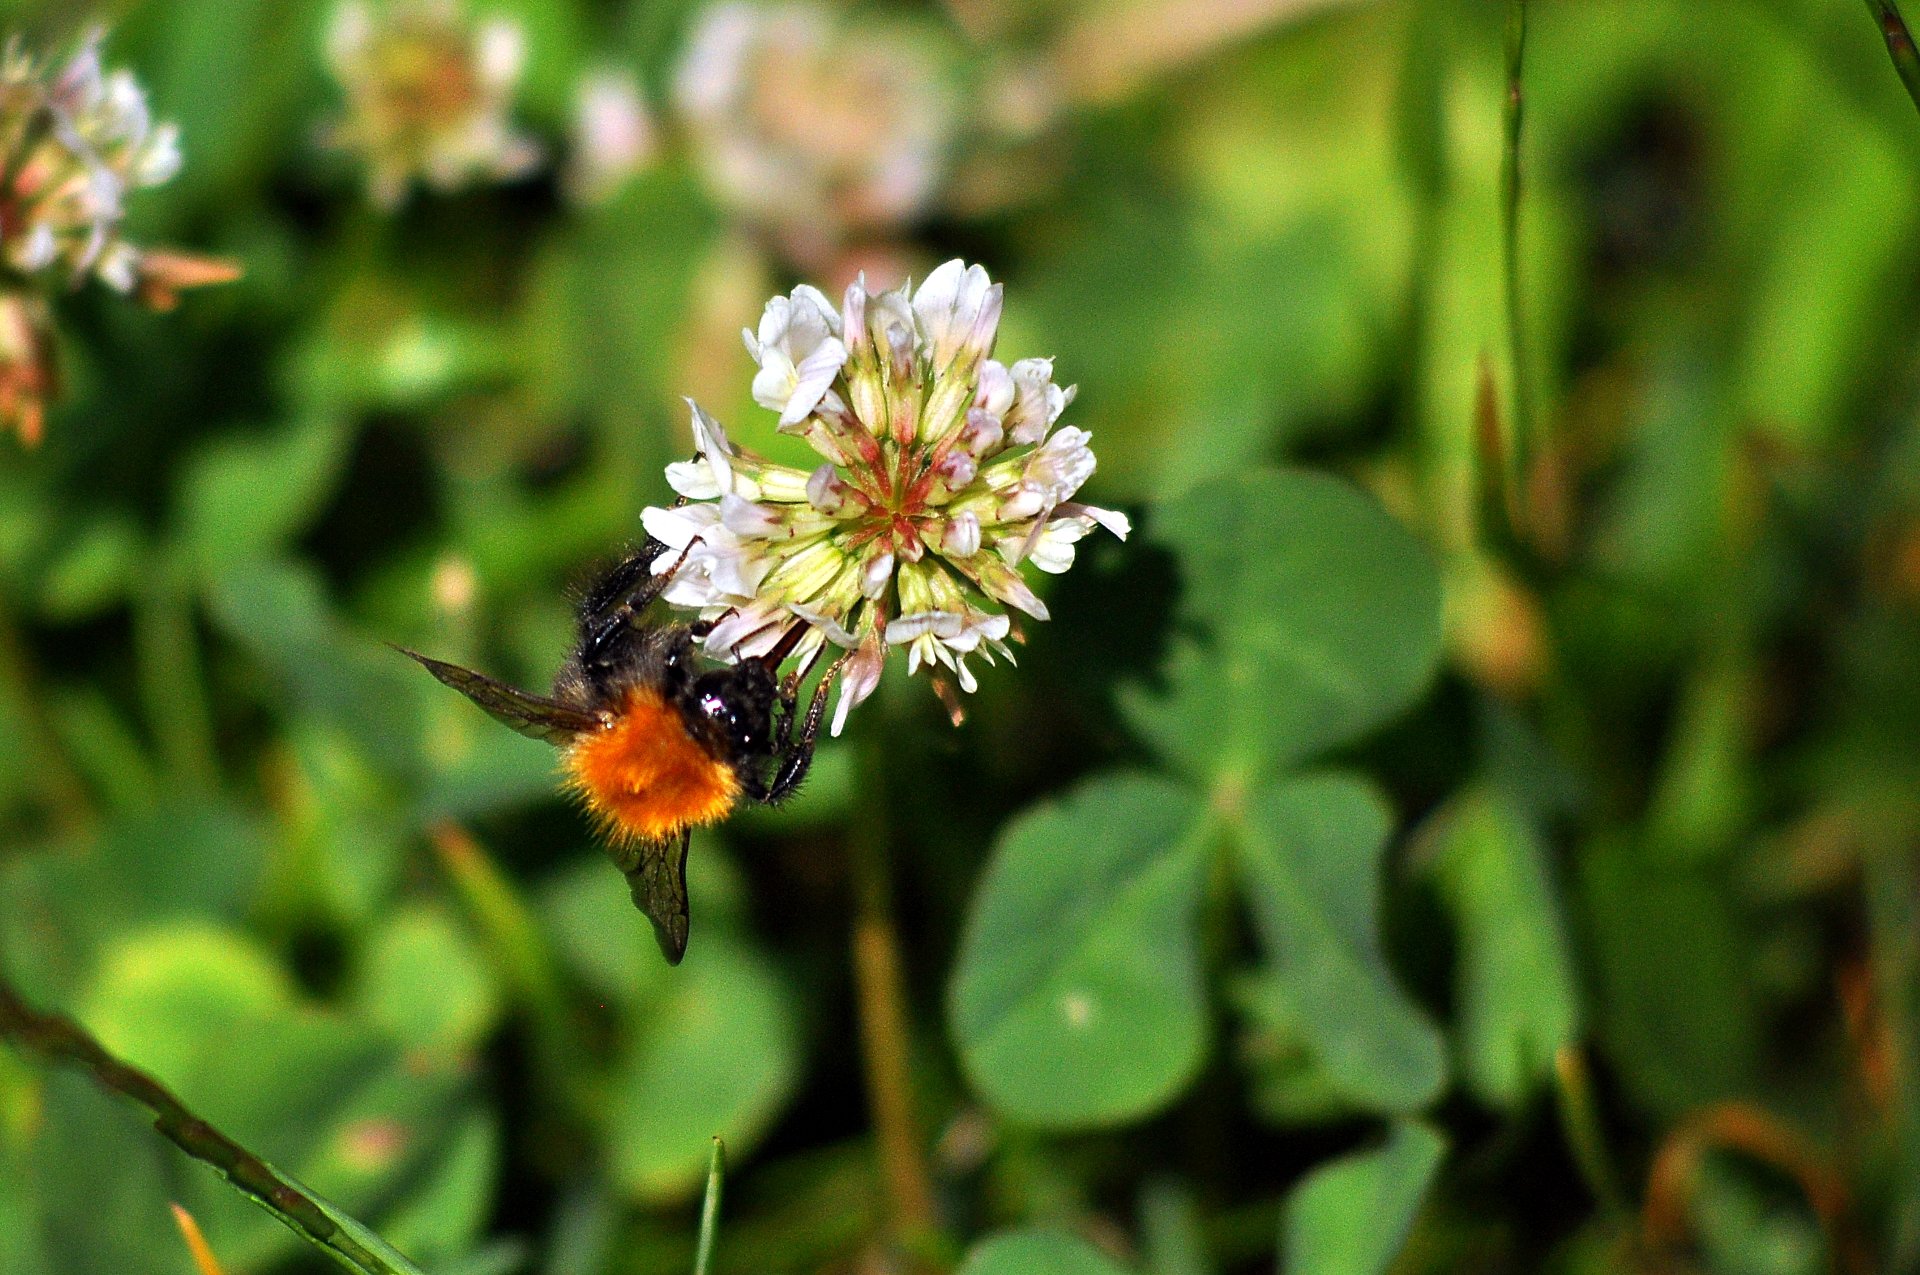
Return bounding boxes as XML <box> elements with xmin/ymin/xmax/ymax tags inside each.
<box><xmin>761</xmin><ymin>659</ymin><xmax>841</xmax><ymax>804</ymax></box>
<box><xmin>580</xmin><ymin>537</ymin><xmax>702</xmax><ymax>668</ymax></box>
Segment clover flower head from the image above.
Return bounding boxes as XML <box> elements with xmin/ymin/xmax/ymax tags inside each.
<box><xmin>672</xmin><ymin>1</ymin><xmax>956</xmax><ymax>260</ymax></box>
<box><xmin>0</xmin><ymin>28</ymin><xmax>236</xmax><ymax>445</ymax></box>
<box><xmin>323</xmin><ymin>0</ymin><xmax>541</xmax><ymax>209</ymax></box>
<box><xmin>0</xmin><ymin>29</ymin><xmax>195</xmax><ymax>293</ymax></box>
<box><xmin>642</xmin><ymin>260</ymin><xmax>1128</xmax><ymax>734</ymax></box>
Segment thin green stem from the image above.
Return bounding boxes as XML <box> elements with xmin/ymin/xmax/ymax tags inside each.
<box><xmin>693</xmin><ymin>1138</ymin><xmax>725</xmax><ymax>1275</ymax></box>
<box><xmin>1501</xmin><ymin>0</ymin><xmax>1533</xmax><ymax>485</ymax></box>
<box><xmin>1866</xmin><ymin>0</ymin><xmax>1920</xmax><ymax>115</ymax></box>
<box><xmin>847</xmin><ymin>733</ymin><xmax>941</xmax><ymax>1256</ymax></box>
<box><xmin>0</xmin><ymin>971</ymin><xmax>425</xmax><ymax>1275</ymax></box>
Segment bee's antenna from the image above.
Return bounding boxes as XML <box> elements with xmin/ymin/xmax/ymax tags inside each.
<box><xmin>759</xmin><ymin>619</ymin><xmax>811</xmax><ymax>669</ymax></box>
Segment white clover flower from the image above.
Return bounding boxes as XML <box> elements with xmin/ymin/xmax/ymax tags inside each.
<box><xmin>671</xmin><ymin>1</ymin><xmax>957</xmax><ymax>260</ymax></box>
<box><xmin>0</xmin><ymin>30</ymin><xmax>195</xmax><ymax>292</ymax></box>
<box><xmin>0</xmin><ymin>29</ymin><xmax>235</xmax><ymax>445</ymax></box>
<box><xmin>641</xmin><ymin>260</ymin><xmax>1128</xmax><ymax>734</ymax></box>
<box><xmin>564</xmin><ymin>66</ymin><xmax>657</xmax><ymax>205</ymax></box>
<box><xmin>745</xmin><ymin>284</ymin><xmax>847</xmax><ymax>426</ymax></box>
<box><xmin>322</xmin><ymin>0</ymin><xmax>541</xmax><ymax>209</ymax></box>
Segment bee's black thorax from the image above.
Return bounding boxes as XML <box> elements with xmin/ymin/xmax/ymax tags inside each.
<box><xmin>553</xmin><ymin>605</ymin><xmax>780</xmax><ymax>774</ymax></box>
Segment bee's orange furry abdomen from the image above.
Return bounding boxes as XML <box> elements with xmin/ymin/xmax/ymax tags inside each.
<box><xmin>562</xmin><ymin>686</ymin><xmax>740</xmax><ymax>843</ymax></box>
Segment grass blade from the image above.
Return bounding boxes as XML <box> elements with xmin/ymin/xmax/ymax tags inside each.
<box><xmin>1866</xmin><ymin>0</ymin><xmax>1920</xmax><ymax>114</ymax></box>
<box><xmin>694</xmin><ymin>1138</ymin><xmax>726</xmax><ymax>1275</ymax></box>
<box><xmin>0</xmin><ymin>973</ymin><xmax>428</xmax><ymax>1275</ymax></box>
<box><xmin>1501</xmin><ymin>0</ymin><xmax>1532</xmax><ymax>477</ymax></box>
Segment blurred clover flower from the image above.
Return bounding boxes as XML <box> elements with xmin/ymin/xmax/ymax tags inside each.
<box><xmin>643</xmin><ymin>260</ymin><xmax>1128</xmax><ymax>734</ymax></box>
<box><xmin>323</xmin><ymin>0</ymin><xmax>540</xmax><ymax>209</ymax></box>
<box><xmin>0</xmin><ymin>28</ymin><xmax>237</xmax><ymax>444</ymax></box>
<box><xmin>672</xmin><ymin>1</ymin><xmax>956</xmax><ymax>264</ymax></box>
<box><xmin>564</xmin><ymin>66</ymin><xmax>657</xmax><ymax>205</ymax></box>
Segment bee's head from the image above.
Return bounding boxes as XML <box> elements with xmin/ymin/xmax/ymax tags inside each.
<box><xmin>685</xmin><ymin>658</ymin><xmax>779</xmax><ymax>758</ymax></box>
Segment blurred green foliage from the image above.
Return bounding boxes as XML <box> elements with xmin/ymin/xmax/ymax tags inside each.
<box><xmin>0</xmin><ymin>0</ymin><xmax>1917</xmax><ymax>1273</ymax></box>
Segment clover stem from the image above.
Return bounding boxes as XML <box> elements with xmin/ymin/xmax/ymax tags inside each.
<box><xmin>1501</xmin><ymin>0</ymin><xmax>1532</xmax><ymax>489</ymax></box>
<box><xmin>1866</xmin><ymin>0</ymin><xmax>1920</xmax><ymax>115</ymax></box>
<box><xmin>0</xmin><ymin>967</ymin><xmax>425</xmax><ymax>1275</ymax></box>
<box><xmin>848</xmin><ymin>733</ymin><xmax>941</xmax><ymax>1253</ymax></box>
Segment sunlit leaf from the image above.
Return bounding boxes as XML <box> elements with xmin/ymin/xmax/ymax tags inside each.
<box><xmin>1279</xmin><ymin>1121</ymin><xmax>1445</xmax><ymax>1275</ymax></box>
<box><xmin>11</xmin><ymin>924</ymin><xmax>471</xmax><ymax>1273</ymax></box>
<box><xmin>353</xmin><ymin>905</ymin><xmax>502</xmax><ymax>1061</ymax></box>
<box><xmin>32</xmin><ymin>513</ymin><xmax>143</xmax><ymax>622</ymax></box>
<box><xmin>1123</xmin><ymin>470</ymin><xmax>1443</xmax><ymax>782</ymax></box>
<box><xmin>950</xmin><ymin>775</ymin><xmax>1210</xmax><ymax>1128</ymax></box>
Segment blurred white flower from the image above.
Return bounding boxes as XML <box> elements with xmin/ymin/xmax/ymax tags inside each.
<box><xmin>564</xmin><ymin>66</ymin><xmax>657</xmax><ymax>204</ymax></box>
<box><xmin>671</xmin><ymin>1</ymin><xmax>956</xmax><ymax>260</ymax></box>
<box><xmin>322</xmin><ymin>0</ymin><xmax>541</xmax><ymax>208</ymax></box>
<box><xmin>0</xmin><ymin>28</ymin><xmax>237</xmax><ymax>444</ymax></box>
<box><xmin>0</xmin><ymin>29</ymin><xmax>194</xmax><ymax>290</ymax></box>
<box><xmin>642</xmin><ymin>260</ymin><xmax>1127</xmax><ymax>734</ymax></box>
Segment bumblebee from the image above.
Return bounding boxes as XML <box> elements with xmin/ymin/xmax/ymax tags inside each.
<box><xmin>400</xmin><ymin>539</ymin><xmax>832</xmax><ymax>964</ymax></box>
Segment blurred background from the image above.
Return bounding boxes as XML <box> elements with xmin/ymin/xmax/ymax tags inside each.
<box><xmin>2</xmin><ymin>0</ymin><xmax>1920</xmax><ymax>1272</ymax></box>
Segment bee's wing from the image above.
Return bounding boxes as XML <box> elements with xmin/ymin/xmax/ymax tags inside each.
<box><xmin>609</xmin><ymin>829</ymin><xmax>691</xmax><ymax>965</ymax></box>
<box><xmin>396</xmin><ymin>647</ymin><xmax>602</xmax><ymax>744</ymax></box>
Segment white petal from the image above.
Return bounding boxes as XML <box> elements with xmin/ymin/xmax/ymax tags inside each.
<box><xmin>1026</xmin><ymin>426</ymin><xmax>1097</xmax><ymax>500</ymax></box>
<box><xmin>641</xmin><ymin>501</ymin><xmax>719</xmax><ymax>550</ymax></box>
<box><xmin>666</xmin><ymin>458</ymin><xmax>723</xmax><ymax>499</ymax></box>
<box><xmin>750</xmin><ymin>350</ymin><xmax>799</xmax><ymax>414</ymax></box>
<box><xmin>136</xmin><ymin>123</ymin><xmax>182</xmax><ymax>186</ymax></box>
<box><xmin>911</xmin><ymin>259</ymin><xmax>965</xmax><ymax>333</ymax></box>
<box><xmin>326</xmin><ymin>1</ymin><xmax>375</xmax><ymax>71</ymax></box>
<box><xmin>686</xmin><ymin>399</ymin><xmax>736</xmax><ymax>493</ymax></box>
<box><xmin>791</xmin><ymin>284</ymin><xmax>842</xmax><ymax>336</ymax></box>
<box><xmin>719</xmin><ymin>492</ymin><xmax>782</xmax><ymax>537</ymax></box>
<box><xmin>787</xmin><ymin>603</ymin><xmax>860</xmax><ymax>648</ymax></box>
<box><xmin>780</xmin><ymin>335</ymin><xmax>847</xmax><ymax>426</ymax></box>
<box><xmin>12</xmin><ymin>223</ymin><xmax>56</xmax><ymax>272</ymax></box>
<box><xmin>1026</xmin><ymin>516</ymin><xmax>1093</xmax><ymax>574</ymax></box>
<box><xmin>1062</xmin><ymin>502</ymin><xmax>1130</xmax><ymax>540</ymax></box>
<box><xmin>96</xmin><ymin>242</ymin><xmax>138</xmax><ymax>292</ymax></box>
<box><xmin>829</xmin><ymin>640</ymin><xmax>885</xmax><ymax>736</ymax></box>
<box><xmin>841</xmin><ymin>276</ymin><xmax>868</xmax><ymax>341</ymax></box>
<box><xmin>975</xmin><ymin>359</ymin><xmax>1014</xmax><ymax>417</ymax></box>
<box><xmin>886</xmin><ymin>610</ymin><xmax>961</xmax><ymax>644</ymax></box>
